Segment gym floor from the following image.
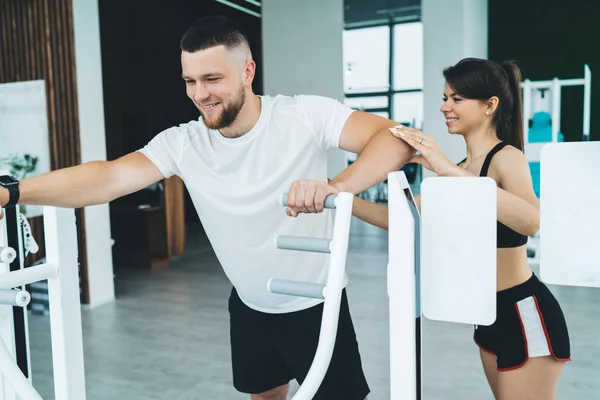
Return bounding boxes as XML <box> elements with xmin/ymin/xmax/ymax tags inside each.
<box><xmin>28</xmin><ymin>219</ymin><xmax>599</xmax><ymax>399</ymax></box>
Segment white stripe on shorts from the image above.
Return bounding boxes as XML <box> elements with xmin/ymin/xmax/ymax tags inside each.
<box><xmin>516</xmin><ymin>296</ymin><xmax>551</xmax><ymax>358</ymax></box>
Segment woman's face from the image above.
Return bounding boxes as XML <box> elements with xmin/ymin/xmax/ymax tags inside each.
<box><xmin>440</xmin><ymin>83</ymin><xmax>490</xmax><ymax>135</ymax></box>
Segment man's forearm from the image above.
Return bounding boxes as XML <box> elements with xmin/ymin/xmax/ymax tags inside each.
<box><xmin>330</xmin><ymin>129</ymin><xmax>415</xmax><ymax>194</ymax></box>
<box><xmin>1</xmin><ymin>161</ymin><xmax>116</xmax><ymax>209</ymax></box>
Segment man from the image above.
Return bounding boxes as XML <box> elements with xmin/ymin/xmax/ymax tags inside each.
<box><xmin>0</xmin><ymin>15</ymin><xmax>414</xmax><ymax>400</ymax></box>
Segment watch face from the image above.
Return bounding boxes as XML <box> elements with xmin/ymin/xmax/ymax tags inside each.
<box><xmin>0</xmin><ymin>175</ymin><xmax>18</xmax><ymax>186</ymax></box>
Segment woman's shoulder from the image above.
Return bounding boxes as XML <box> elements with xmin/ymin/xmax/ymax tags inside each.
<box><xmin>494</xmin><ymin>143</ymin><xmax>526</xmax><ymax>162</ymax></box>
<box><xmin>489</xmin><ymin>143</ymin><xmax>530</xmax><ymax>179</ymax></box>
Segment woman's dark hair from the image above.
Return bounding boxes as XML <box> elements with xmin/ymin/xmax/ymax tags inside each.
<box><xmin>443</xmin><ymin>58</ymin><xmax>524</xmax><ymax>151</ymax></box>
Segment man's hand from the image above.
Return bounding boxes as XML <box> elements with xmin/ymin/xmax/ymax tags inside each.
<box><xmin>286</xmin><ymin>180</ymin><xmax>339</xmax><ymax>217</ymax></box>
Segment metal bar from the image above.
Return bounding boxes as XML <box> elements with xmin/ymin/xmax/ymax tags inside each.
<box><xmin>388</xmin><ymin>171</ymin><xmax>417</xmax><ymax>400</ymax></box>
<box><xmin>344</xmin><ymin>16</ymin><xmax>421</xmax><ymax>30</ymax></box>
<box><xmin>526</xmin><ymin>79</ymin><xmax>585</xmax><ymax>89</ymax></box>
<box><xmin>361</xmin><ymin>107</ymin><xmax>389</xmax><ymax>114</ymax></box>
<box><xmin>0</xmin><ymin>338</ymin><xmax>42</xmax><ymax>400</ymax></box>
<box><xmin>376</xmin><ymin>5</ymin><xmax>421</xmax><ymax>14</ymax></box>
<box><xmin>523</xmin><ymin>80</ymin><xmax>531</xmax><ymax>143</ymax></box>
<box><xmin>583</xmin><ymin>64</ymin><xmax>592</xmax><ymax>140</ymax></box>
<box><xmin>0</xmin><ymin>201</ymin><xmax>19</xmax><ymax>399</ymax></box>
<box><xmin>275</xmin><ymin>236</ymin><xmax>331</xmax><ymax>254</ymax></box>
<box><xmin>557</xmin><ymin>78</ymin><xmax>586</xmax><ymax>86</ymax></box>
<box><xmin>267</xmin><ymin>279</ymin><xmax>325</xmax><ymax>299</ymax></box>
<box><xmin>44</xmin><ymin>206</ymin><xmax>86</xmax><ymax>400</ymax></box>
<box><xmin>345</xmin><ymin>88</ymin><xmax>422</xmax><ymax>98</ymax></box>
<box><xmin>0</xmin><ymin>262</ymin><xmax>58</xmax><ymax>289</ymax></box>
<box><xmin>0</xmin><ymin>289</ymin><xmax>30</xmax><ymax>307</ymax></box>
<box><xmin>552</xmin><ymin>78</ymin><xmax>561</xmax><ymax>142</ymax></box>
<box><xmin>213</xmin><ymin>0</ymin><xmax>262</xmax><ymax>17</ymax></box>
<box><xmin>6</xmin><ymin>202</ymin><xmax>31</xmax><ymax>378</ymax></box>
<box><xmin>388</xmin><ymin>17</ymin><xmax>394</xmax><ymax>119</ymax></box>
<box><xmin>291</xmin><ymin>193</ymin><xmax>354</xmax><ymax>400</ymax></box>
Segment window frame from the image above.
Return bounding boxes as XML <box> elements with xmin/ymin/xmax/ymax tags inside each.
<box><xmin>344</xmin><ymin>19</ymin><xmax>423</xmax><ymax>123</ymax></box>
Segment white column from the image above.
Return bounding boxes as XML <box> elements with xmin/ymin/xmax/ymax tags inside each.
<box><xmin>262</xmin><ymin>0</ymin><xmax>347</xmax><ymax>178</ymax></box>
<box><xmin>44</xmin><ymin>207</ymin><xmax>86</xmax><ymax>400</ymax></box>
<box><xmin>72</xmin><ymin>0</ymin><xmax>115</xmax><ymax>307</ymax></box>
<box><xmin>422</xmin><ymin>0</ymin><xmax>488</xmax><ymax>177</ymax></box>
<box><xmin>0</xmin><ymin>210</ymin><xmax>18</xmax><ymax>400</ymax></box>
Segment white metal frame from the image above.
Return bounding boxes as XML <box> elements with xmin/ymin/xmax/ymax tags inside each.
<box><xmin>522</xmin><ymin>65</ymin><xmax>592</xmax><ymax>266</ymax></box>
<box><xmin>268</xmin><ymin>192</ymin><xmax>354</xmax><ymax>400</ymax></box>
<box><xmin>0</xmin><ymin>205</ymin><xmax>86</xmax><ymax>400</ymax></box>
<box><xmin>387</xmin><ymin>172</ymin><xmax>420</xmax><ymax>399</ymax></box>
<box><xmin>271</xmin><ymin>175</ymin><xmax>498</xmax><ymax>400</ymax></box>
<box><xmin>387</xmin><ymin>171</ymin><xmax>498</xmax><ymax>399</ymax></box>
<box><xmin>522</xmin><ymin>64</ymin><xmax>592</xmax><ymax>148</ymax></box>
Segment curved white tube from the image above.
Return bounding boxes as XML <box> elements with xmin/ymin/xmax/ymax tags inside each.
<box><xmin>292</xmin><ymin>193</ymin><xmax>353</xmax><ymax>400</ymax></box>
<box><xmin>0</xmin><ymin>338</ymin><xmax>43</xmax><ymax>400</ymax></box>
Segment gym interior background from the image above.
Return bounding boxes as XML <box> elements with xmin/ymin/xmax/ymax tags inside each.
<box><xmin>0</xmin><ymin>0</ymin><xmax>599</xmax><ymax>399</ymax></box>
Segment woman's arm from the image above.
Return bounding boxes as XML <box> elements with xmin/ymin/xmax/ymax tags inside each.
<box><xmin>450</xmin><ymin>147</ymin><xmax>540</xmax><ymax>236</ymax></box>
<box><xmin>492</xmin><ymin>148</ymin><xmax>540</xmax><ymax>236</ymax></box>
<box><xmin>351</xmin><ymin>192</ymin><xmax>421</xmax><ymax>230</ymax></box>
<box><xmin>352</xmin><ymin>196</ymin><xmax>389</xmax><ymax>229</ymax></box>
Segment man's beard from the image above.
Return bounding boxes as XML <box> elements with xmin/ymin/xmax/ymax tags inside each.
<box><xmin>200</xmin><ymin>85</ymin><xmax>246</xmax><ymax>130</ymax></box>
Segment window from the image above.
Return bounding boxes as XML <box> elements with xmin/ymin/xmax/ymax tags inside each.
<box><xmin>393</xmin><ymin>92</ymin><xmax>423</xmax><ymax>128</ymax></box>
<box><xmin>343</xmin><ymin>22</ymin><xmax>423</xmax><ymax>127</ymax></box>
<box><xmin>343</xmin><ymin>26</ymin><xmax>390</xmax><ymax>93</ymax></box>
<box><xmin>393</xmin><ymin>22</ymin><xmax>423</xmax><ymax>91</ymax></box>
<box><xmin>343</xmin><ymin>21</ymin><xmax>424</xmax><ymax>202</ymax></box>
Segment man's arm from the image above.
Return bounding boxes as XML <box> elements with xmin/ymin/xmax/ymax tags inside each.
<box><xmin>330</xmin><ymin>111</ymin><xmax>416</xmax><ymax>194</ymax></box>
<box><xmin>285</xmin><ymin>110</ymin><xmax>416</xmax><ymax>217</ymax></box>
<box><xmin>0</xmin><ymin>152</ymin><xmax>164</xmax><ymax>209</ymax></box>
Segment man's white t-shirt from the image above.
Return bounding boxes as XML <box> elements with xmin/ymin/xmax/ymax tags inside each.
<box><xmin>138</xmin><ymin>94</ymin><xmax>355</xmax><ymax>313</ymax></box>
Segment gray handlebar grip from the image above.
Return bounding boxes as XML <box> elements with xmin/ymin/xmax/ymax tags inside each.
<box><xmin>268</xmin><ymin>279</ymin><xmax>325</xmax><ymax>299</ymax></box>
<box><xmin>275</xmin><ymin>236</ymin><xmax>331</xmax><ymax>253</ymax></box>
<box><xmin>280</xmin><ymin>193</ymin><xmax>337</xmax><ymax>209</ymax></box>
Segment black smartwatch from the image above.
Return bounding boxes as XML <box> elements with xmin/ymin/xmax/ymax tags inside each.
<box><xmin>0</xmin><ymin>175</ymin><xmax>20</xmax><ymax>208</ymax></box>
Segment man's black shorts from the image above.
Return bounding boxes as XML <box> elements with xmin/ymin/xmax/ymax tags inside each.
<box><xmin>229</xmin><ymin>288</ymin><xmax>370</xmax><ymax>399</ymax></box>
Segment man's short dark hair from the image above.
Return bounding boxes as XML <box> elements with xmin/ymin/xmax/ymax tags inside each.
<box><xmin>180</xmin><ymin>15</ymin><xmax>250</xmax><ymax>53</ymax></box>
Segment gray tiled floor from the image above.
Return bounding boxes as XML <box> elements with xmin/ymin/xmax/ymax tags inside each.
<box><xmin>27</xmin><ymin>219</ymin><xmax>600</xmax><ymax>399</ymax></box>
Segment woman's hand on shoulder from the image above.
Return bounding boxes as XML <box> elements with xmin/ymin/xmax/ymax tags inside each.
<box><xmin>389</xmin><ymin>125</ymin><xmax>462</xmax><ymax>177</ymax></box>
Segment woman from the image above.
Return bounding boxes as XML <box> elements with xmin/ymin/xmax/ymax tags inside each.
<box><xmin>349</xmin><ymin>58</ymin><xmax>571</xmax><ymax>399</ymax></box>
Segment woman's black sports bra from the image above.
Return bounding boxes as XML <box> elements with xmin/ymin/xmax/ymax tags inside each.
<box><xmin>459</xmin><ymin>142</ymin><xmax>528</xmax><ymax>248</ymax></box>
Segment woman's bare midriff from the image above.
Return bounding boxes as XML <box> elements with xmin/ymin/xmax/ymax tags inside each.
<box><xmin>496</xmin><ymin>245</ymin><xmax>533</xmax><ymax>291</ymax></box>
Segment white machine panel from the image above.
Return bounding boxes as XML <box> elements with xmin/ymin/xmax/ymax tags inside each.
<box><xmin>421</xmin><ymin>177</ymin><xmax>497</xmax><ymax>326</ymax></box>
<box><xmin>540</xmin><ymin>142</ymin><xmax>600</xmax><ymax>288</ymax></box>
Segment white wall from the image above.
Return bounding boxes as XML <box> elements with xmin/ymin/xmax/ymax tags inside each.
<box><xmin>72</xmin><ymin>0</ymin><xmax>115</xmax><ymax>308</ymax></box>
<box><xmin>422</xmin><ymin>0</ymin><xmax>488</xmax><ymax>177</ymax></box>
<box><xmin>262</xmin><ymin>0</ymin><xmax>347</xmax><ymax>178</ymax></box>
